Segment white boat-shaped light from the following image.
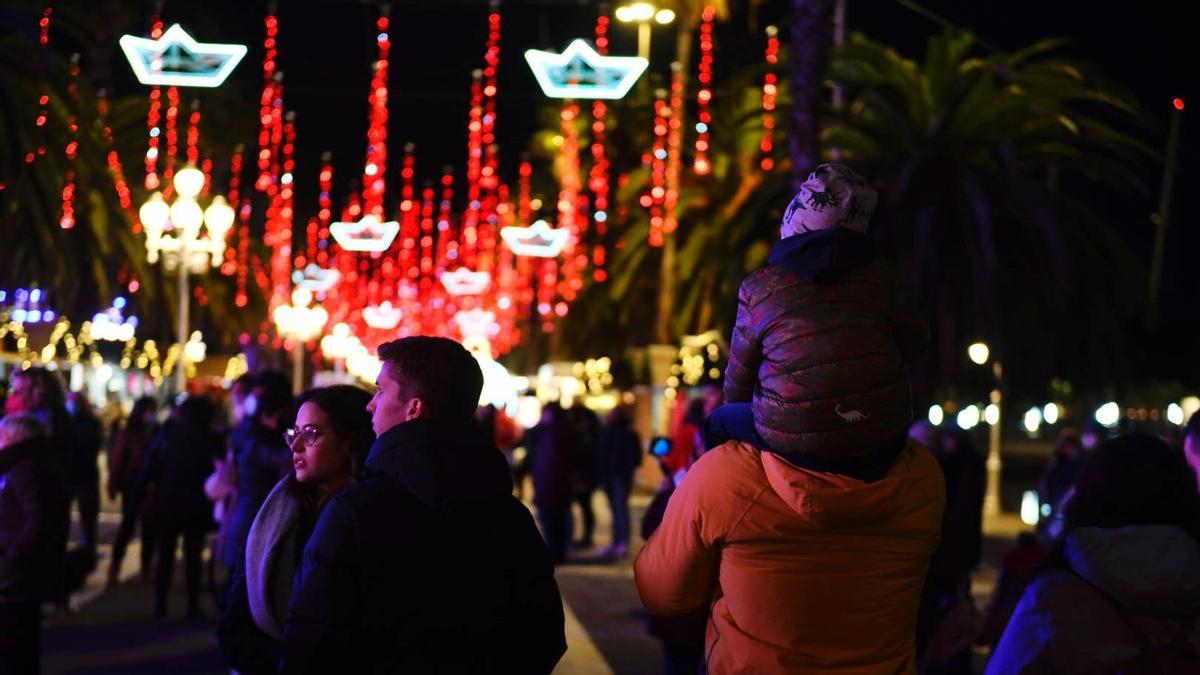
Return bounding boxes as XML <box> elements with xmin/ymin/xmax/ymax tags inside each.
<box><xmin>363</xmin><ymin>301</ymin><xmax>403</xmax><ymax>330</ymax></box>
<box><xmin>500</xmin><ymin>219</ymin><xmax>569</xmax><ymax>258</ymax></box>
<box><xmin>331</xmin><ymin>215</ymin><xmax>400</xmax><ymax>252</ymax></box>
<box><xmin>119</xmin><ymin>24</ymin><xmax>247</xmax><ymax>88</ymax></box>
<box><xmin>440</xmin><ymin>268</ymin><xmax>492</xmax><ymax>296</ymax></box>
<box><xmin>525</xmin><ymin>39</ymin><xmax>648</xmax><ymax>100</ymax></box>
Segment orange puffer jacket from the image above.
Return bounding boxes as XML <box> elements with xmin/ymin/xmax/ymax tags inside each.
<box><xmin>635</xmin><ymin>439</ymin><xmax>944</xmax><ymax>674</ymax></box>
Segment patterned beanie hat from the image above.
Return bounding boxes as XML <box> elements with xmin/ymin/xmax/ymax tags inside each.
<box><xmin>781</xmin><ymin>163</ymin><xmax>878</xmax><ymax>234</ymax></box>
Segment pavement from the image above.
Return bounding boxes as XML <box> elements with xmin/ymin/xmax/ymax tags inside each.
<box><xmin>41</xmin><ymin>460</ymin><xmax>1044</xmax><ymax>674</ymax></box>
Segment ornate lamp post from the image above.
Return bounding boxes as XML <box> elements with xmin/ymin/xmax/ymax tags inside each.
<box><xmin>969</xmin><ymin>341</ymin><xmax>1004</xmax><ymax>516</ymax></box>
<box><xmin>615</xmin><ymin>2</ymin><xmax>675</xmax><ymax>60</ymax></box>
<box><xmin>272</xmin><ymin>287</ymin><xmax>329</xmax><ymax>391</ymax></box>
<box><xmin>138</xmin><ymin>165</ymin><xmax>234</xmax><ymax>392</ymax></box>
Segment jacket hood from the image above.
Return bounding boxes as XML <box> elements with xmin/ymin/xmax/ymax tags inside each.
<box><xmin>1065</xmin><ymin>524</ymin><xmax>1200</xmax><ymax>618</ymax></box>
<box><xmin>769</xmin><ymin>227</ymin><xmax>876</xmax><ymax>284</ymax></box>
<box><xmin>759</xmin><ymin>439</ymin><xmax>936</xmax><ymax>528</ymax></box>
<box><xmin>365</xmin><ymin>418</ymin><xmax>512</xmax><ymax>508</ymax></box>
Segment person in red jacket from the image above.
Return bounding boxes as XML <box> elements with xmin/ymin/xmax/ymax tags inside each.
<box><xmin>703</xmin><ymin>163</ymin><xmax>926</xmax><ymax>481</ymax></box>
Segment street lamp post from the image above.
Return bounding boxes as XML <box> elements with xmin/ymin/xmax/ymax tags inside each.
<box><xmin>272</xmin><ymin>287</ymin><xmax>329</xmax><ymax>392</ymax></box>
<box><xmin>139</xmin><ymin>166</ymin><xmax>234</xmax><ymax>393</ymax></box>
<box><xmin>615</xmin><ymin>2</ymin><xmax>675</xmax><ymax>61</ymax></box>
<box><xmin>969</xmin><ymin>341</ymin><xmax>1004</xmax><ymax>516</ymax></box>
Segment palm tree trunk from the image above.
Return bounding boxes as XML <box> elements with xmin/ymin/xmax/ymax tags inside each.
<box><xmin>788</xmin><ymin>0</ymin><xmax>834</xmax><ymax>190</ymax></box>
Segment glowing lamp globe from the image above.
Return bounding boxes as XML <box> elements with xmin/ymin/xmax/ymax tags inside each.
<box><xmin>204</xmin><ymin>195</ymin><xmax>236</xmax><ymax>239</ymax></box>
<box><xmin>173</xmin><ymin>165</ymin><xmax>205</xmax><ymax>199</ymax></box>
<box><xmin>967</xmin><ymin>342</ymin><xmax>990</xmax><ymax>366</ymax></box>
<box><xmin>629</xmin><ymin>2</ymin><xmax>655</xmax><ymax>21</ymax></box>
<box><xmin>655</xmin><ymin>8</ymin><xmax>676</xmax><ymax>23</ymax></box>
<box><xmin>139</xmin><ymin>192</ymin><xmax>170</xmax><ymax>237</ymax></box>
<box><xmin>169</xmin><ymin>197</ymin><xmax>204</xmax><ymax>238</ymax></box>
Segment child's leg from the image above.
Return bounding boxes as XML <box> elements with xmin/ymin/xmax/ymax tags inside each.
<box><xmin>703</xmin><ymin>403</ymin><xmax>770</xmax><ymax>451</ymax></box>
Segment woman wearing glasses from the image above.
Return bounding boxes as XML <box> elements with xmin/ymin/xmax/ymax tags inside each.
<box><xmin>218</xmin><ymin>385</ymin><xmax>375</xmax><ymax>674</ymax></box>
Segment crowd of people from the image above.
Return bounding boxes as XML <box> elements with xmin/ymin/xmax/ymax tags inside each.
<box><xmin>3</xmin><ymin>164</ymin><xmax>1199</xmax><ymax>674</ymax></box>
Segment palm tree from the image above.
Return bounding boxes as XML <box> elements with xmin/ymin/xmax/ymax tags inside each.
<box><xmin>788</xmin><ymin>0</ymin><xmax>833</xmax><ymax>188</ymax></box>
<box><xmin>824</xmin><ymin>31</ymin><xmax>1156</xmax><ymax>396</ymax></box>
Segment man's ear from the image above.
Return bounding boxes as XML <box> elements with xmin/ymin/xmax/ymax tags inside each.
<box><xmin>405</xmin><ymin>397</ymin><xmax>425</xmax><ymax>421</ymax></box>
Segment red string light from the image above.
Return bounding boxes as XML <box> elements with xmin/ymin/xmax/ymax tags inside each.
<box><xmin>556</xmin><ymin>102</ymin><xmax>583</xmax><ymax>300</ymax></box>
<box><xmin>39</xmin><ymin>6</ymin><xmax>51</xmax><ymax>46</ymax></box>
<box><xmin>59</xmin><ymin>53</ymin><xmax>80</xmax><ymax>229</ymax></box>
<box><xmin>317</xmin><ymin>151</ymin><xmax>334</xmax><ymax>267</ymax></box>
<box><xmin>222</xmin><ymin>146</ymin><xmax>245</xmax><ymax>277</ymax></box>
<box><xmin>664</xmin><ymin>64</ymin><xmax>684</xmax><ymax>235</ymax></box>
<box><xmin>97</xmin><ymin>91</ymin><xmax>134</xmax><ymax>222</ymax></box>
<box><xmin>361</xmin><ymin>7</ymin><xmax>391</xmax><ymax>217</ymax></box>
<box><xmin>185</xmin><ymin>100</ymin><xmax>201</xmax><ymax>166</ymax></box>
<box><xmin>161</xmin><ymin>86</ymin><xmax>180</xmax><ymax>194</ymax></box>
<box><xmin>590</xmin><ymin>14</ymin><xmax>610</xmax><ymax>282</ymax></box>
<box><xmin>760</xmin><ymin>26</ymin><xmax>780</xmax><ymax>171</ymax></box>
<box><xmin>693</xmin><ymin>5</ymin><xmax>716</xmax><ymax>176</ymax></box>
<box><xmin>647</xmin><ymin>89</ymin><xmax>668</xmax><ymax>247</ymax></box>
<box><xmin>256</xmin><ymin>11</ymin><xmax>279</xmax><ymax>190</ymax></box>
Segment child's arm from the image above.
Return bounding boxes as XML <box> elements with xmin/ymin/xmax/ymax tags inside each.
<box><xmin>724</xmin><ymin>281</ymin><xmax>763</xmax><ymax>403</ymax></box>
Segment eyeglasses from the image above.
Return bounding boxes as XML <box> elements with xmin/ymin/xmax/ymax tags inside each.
<box><xmin>283</xmin><ymin>424</ymin><xmax>328</xmax><ymax>447</ymax></box>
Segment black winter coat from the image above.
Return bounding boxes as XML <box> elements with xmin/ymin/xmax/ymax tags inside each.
<box><xmin>597</xmin><ymin>419</ymin><xmax>642</xmax><ymax>485</ymax></box>
<box><xmin>0</xmin><ymin>437</ymin><xmax>70</xmax><ymax>601</ymax></box>
<box><xmin>281</xmin><ymin>418</ymin><xmax>566</xmax><ymax>674</ymax></box>
<box><xmin>135</xmin><ymin>420</ymin><xmax>219</xmax><ymax>528</ymax></box>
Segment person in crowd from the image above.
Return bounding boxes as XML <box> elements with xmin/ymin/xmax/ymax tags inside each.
<box><xmin>281</xmin><ymin>336</ymin><xmax>565</xmax><ymax>673</ymax></box>
<box><xmin>527</xmin><ymin>402</ymin><xmax>574</xmax><ymax>564</ymax></box>
<box><xmin>987</xmin><ymin>433</ymin><xmax>1200</xmax><ymax>673</ymax></box>
<box><xmin>0</xmin><ymin>413</ymin><xmax>69</xmax><ymax>675</ymax></box>
<box><xmin>975</xmin><ymin>532</ymin><xmax>1044</xmax><ymax>651</ymax></box>
<box><xmin>597</xmin><ymin>406</ymin><xmax>643</xmax><ymax>559</ymax></box>
<box><xmin>134</xmin><ymin>396</ymin><xmax>221</xmax><ymax>619</ymax></box>
<box><xmin>218</xmin><ymin>385</ymin><xmax>374</xmax><ymax>675</ymax></box>
<box><xmin>918</xmin><ymin>425</ymin><xmax>986</xmax><ymax>674</ymax></box>
<box><xmin>221</xmin><ymin>373</ymin><xmax>293</xmax><ymax>584</ymax></box>
<box><xmin>665</xmin><ymin>398</ymin><xmax>705</xmax><ymax>477</ymax></box>
<box><xmin>703</xmin><ymin>163</ymin><xmax>926</xmax><ymax>482</ymax></box>
<box><xmin>208</xmin><ymin>372</ymin><xmax>258</xmax><ymax>599</ymax></box>
<box><xmin>5</xmin><ymin>368</ymin><xmax>74</xmax><ymax>474</ymax></box>
<box><xmin>567</xmin><ymin>405</ymin><xmax>600</xmax><ymax>549</ymax></box>
<box><xmin>64</xmin><ymin>391</ymin><xmax>102</xmax><ymax>555</ymax></box>
<box><xmin>1183</xmin><ymin>410</ymin><xmax>1200</xmax><ymax>493</ymax></box>
<box><xmin>641</xmin><ymin>451</ymin><xmax>707</xmax><ymax>675</ymax></box>
<box><xmin>107</xmin><ymin>396</ymin><xmax>160</xmax><ymax>586</ymax></box>
<box><xmin>1037</xmin><ymin>429</ymin><xmax>1085</xmax><ymax>532</ymax></box>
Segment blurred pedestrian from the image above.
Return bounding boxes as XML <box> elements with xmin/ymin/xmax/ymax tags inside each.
<box><xmin>1037</xmin><ymin>429</ymin><xmax>1085</xmax><ymax>534</ymax></box>
<box><xmin>666</xmin><ymin>398</ymin><xmax>705</xmax><ymax>477</ymax></box>
<box><xmin>134</xmin><ymin>396</ymin><xmax>221</xmax><ymax>619</ymax></box>
<box><xmin>218</xmin><ymin>385</ymin><xmax>374</xmax><ymax>675</ymax></box>
<box><xmin>65</xmin><ymin>391</ymin><xmax>102</xmax><ymax>555</ymax></box>
<box><xmin>107</xmin><ymin>396</ymin><xmax>159</xmax><ymax>586</ymax></box>
<box><xmin>0</xmin><ymin>413</ymin><xmax>69</xmax><ymax>675</ymax></box>
<box><xmin>528</xmin><ymin>403</ymin><xmax>573</xmax><ymax>565</ymax></box>
<box><xmin>221</xmin><ymin>373</ymin><xmax>293</xmax><ymax>584</ymax></box>
<box><xmin>988</xmin><ymin>433</ymin><xmax>1200</xmax><ymax>673</ymax></box>
<box><xmin>281</xmin><ymin>336</ymin><xmax>565</xmax><ymax>673</ymax></box>
<box><xmin>597</xmin><ymin>406</ymin><xmax>642</xmax><ymax>559</ymax></box>
<box><xmin>567</xmin><ymin>405</ymin><xmax>600</xmax><ymax>549</ymax></box>
<box><xmin>1183</xmin><ymin>410</ymin><xmax>1200</xmax><ymax>494</ymax></box>
<box><xmin>918</xmin><ymin>426</ymin><xmax>986</xmax><ymax>673</ymax></box>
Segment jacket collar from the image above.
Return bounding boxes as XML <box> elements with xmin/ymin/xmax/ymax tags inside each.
<box><xmin>0</xmin><ymin>438</ymin><xmax>42</xmax><ymax>474</ymax></box>
<box><xmin>769</xmin><ymin>227</ymin><xmax>876</xmax><ymax>284</ymax></box>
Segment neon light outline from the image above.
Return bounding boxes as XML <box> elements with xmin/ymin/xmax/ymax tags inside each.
<box><xmin>524</xmin><ymin>39</ymin><xmax>648</xmax><ymax>100</ymax></box>
<box><xmin>501</xmin><ymin>219</ymin><xmax>570</xmax><ymax>258</ymax></box>
<box><xmin>439</xmin><ymin>268</ymin><xmax>492</xmax><ymax>296</ymax></box>
<box><xmin>119</xmin><ymin>24</ymin><xmax>248</xmax><ymax>88</ymax></box>
<box><xmin>330</xmin><ymin>215</ymin><xmax>400</xmax><ymax>252</ymax></box>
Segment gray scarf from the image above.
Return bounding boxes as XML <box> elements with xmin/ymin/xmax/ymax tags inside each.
<box><xmin>245</xmin><ymin>475</ymin><xmax>304</xmax><ymax>639</ymax></box>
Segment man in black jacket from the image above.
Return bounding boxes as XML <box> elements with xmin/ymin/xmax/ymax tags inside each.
<box><xmin>281</xmin><ymin>336</ymin><xmax>566</xmax><ymax>674</ymax></box>
<box><xmin>0</xmin><ymin>413</ymin><xmax>70</xmax><ymax>674</ymax></box>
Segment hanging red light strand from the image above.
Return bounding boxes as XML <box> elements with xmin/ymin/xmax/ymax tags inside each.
<box><xmin>556</xmin><ymin>101</ymin><xmax>583</xmax><ymax>301</ymax></box>
<box><xmin>97</xmin><ymin>90</ymin><xmax>134</xmax><ymax>221</ymax></box>
<box><xmin>760</xmin><ymin>25</ymin><xmax>780</xmax><ymax>171</ymax></box>
<box><xmin>185</xmin><ymin>99</ymin><xmax>201</xmax><ymax>166</ymax></box>
<box><xmin>663</xmin><ymin>63</ymin><xmax>685</xmax><ymax>236</ymax></box>
<box><xmin>59</xmin><ymin>53</ymin><xmax>80</xmax><ymax>229</ymax></box>
<box><xmin>693</xmin><ymin>5</ymin><xmax>715</xmax><ymax>176</ymax></box>
<box><xmin>361</xmin><ymin>6</ymin><xmax>391</xmax><ymax>218</ymax></box>
<box><xmin>317</xmin><ymin>151</ymin><xmax>334</xmax><ymax>267</ymax></box>
<box><xmin>161</xmin><ymin>86</ymin><xmax>180</xmax><ymax>195</ymax></box>
<box><xmin>256</xmin><ymin>9</ymin><xmax>279</xmax><ymax>191</ymax></box>
<box><xmin>590</xmin><ymin>14</ymin><xmax>611</xmax><ymax>282</ymax></box>
<box><xmin>646</xmin><ymin>89</ymin><xmax>668</xmax><ymax>247</ymax></box>
<box><xmin>143</xmin><ymin>17</ymin><xmax>164</xmax><ymax>189</ymax></box>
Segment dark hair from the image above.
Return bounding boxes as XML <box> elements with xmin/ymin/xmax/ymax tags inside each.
<box><xmin>232</xmin><ymin>372</ymin><xmax>257</xmax><ymax>395</ymax></box>
<box><xmin>254</xmin><ymin>369</ymin><xmax>292</xmax><ymax>398</ymax></box>
<box><xmin>296</xmin><ymin>385</ymin><xmax>376</xmax><ymax>473</ymax></box>
<box><xmin>255</xmin><ymin>369</ymin><xmax>294</xmax><ymax>424</ymax></box>
<box><xmin>684</xmin><ymin>398</ymin><xmax>707</xmax><ymax>428</ymax></box>
<box><xmin>1186</xmin><ymin>410</ymin><xmax>1200</xmax><ymax>446</ymax></box>
<box><xmin>13</xmin><ymin>366</ymin><xmax>66</xmax><ymax>411</ymax></box>
<box><xmin>126</xmin><ymin>396</ymin><xmax>158</xmax><ymax>433</ymax></box>
<box><xmin>176</xmin><ymin>395</ymin><xmax>216</xmax><ymax>429</ymax></box>
<box><xmin>376</xmin><ymin>336</ymin><xmax>483</xmax><ymax>424</ymax></box>
<box><xmin>1063</xmin><ymin>432</ymin><xmax>1200</xmax><ymax>542</ymax></box>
